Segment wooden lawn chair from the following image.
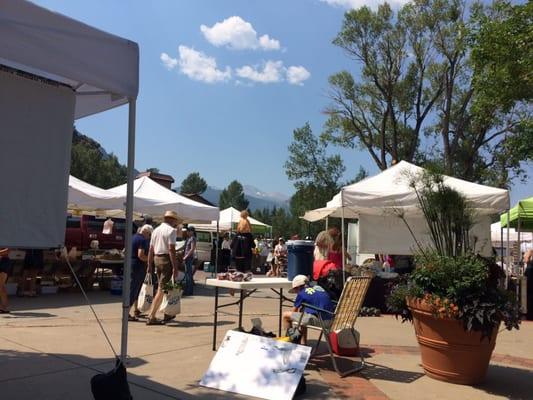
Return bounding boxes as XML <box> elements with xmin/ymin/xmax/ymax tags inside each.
<box><xmin>295</xmin><ymin>276</ymin><xmax>372</xmax><ymax>377</ymax></box>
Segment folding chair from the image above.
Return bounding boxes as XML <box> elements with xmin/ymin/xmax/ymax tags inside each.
<box><xmin>295</xmin><ymin>276</ymin><xmax>372</xmax><ymax>377</ymax></box>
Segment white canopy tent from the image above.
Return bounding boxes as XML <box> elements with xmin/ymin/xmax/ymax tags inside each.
<box><xmin>302</xmin><ymin>162</ymin><xmax>510</xmax><ymax>279</ymax></box>
<box><xmin>109</xmin><ymin>176</ymin><xmax>219</xmax><ymax>223</ymax></box>
<box><xmin>491</xmin><ymin>222</ymin><xmax>533</xmax><ymax>244</ymax></box>
<box><xmin>68</xmin><ymin>175</ymin><xmax>129</xmax><ymax>212</ymax></box>
<box><xmin>1</xmin><ymin>0</ymin><xmax>139</xmax><ymax>361</ymax></box>
<box><xmin>192</xmin><ymin>207</ymin><xmax>271</xmax><ymax>234</ymax></box>
<box><xmin>304</xmin><ymin>161</ymin><xmax>509</xmax><ymax>221</ymax></box>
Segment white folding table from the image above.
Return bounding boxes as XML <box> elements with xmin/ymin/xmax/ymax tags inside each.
<box><xmin>205</xmin><ymin>278</ymin><xmax>294</xmax><ymax>350</ymax></box>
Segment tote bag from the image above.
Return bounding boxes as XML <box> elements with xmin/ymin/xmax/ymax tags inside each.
<box><xmin>137</xmin><ymin>273</ymin><xmax>154</xmax><ymax>312</ymax></box>
<box><xmin>159</xmin><ymin>278</ymin><xmax>182</xmax><ymax>317</ymax></box>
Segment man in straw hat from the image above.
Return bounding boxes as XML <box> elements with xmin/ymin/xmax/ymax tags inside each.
<box><xmin>146</xmin><ymin>210</ymin><xmax>180</xmax><ymax>325</ymax></box>
<box><xmin>282</xmin><ymin>275</ymin><xmax>334</xmax><ymax>345</ymax></box>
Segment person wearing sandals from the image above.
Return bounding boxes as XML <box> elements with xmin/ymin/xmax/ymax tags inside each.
<box><xmin>128</xmin><ymin>224</ymin><xmax>153</xmax><ymax>321</ymax></box>
<box><xmin>0</xmin><ymin>248</ymin><xmax>11</xmax><ymax>313</ymax></box>
<box><xmin>146</xmin><ymin>211</ymin><xmax>180</xmax><ymax>325</ymax></box>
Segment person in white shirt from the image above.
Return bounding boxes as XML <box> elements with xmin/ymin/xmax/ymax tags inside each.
<box><xmin>146</xmin><ymin>210</ymin><xmax>179</xmax><ymax>325</ymax></box>
<box><xmin>220</xmin><ymin>232</ymin><xmax>231</xmax><ymax>272</ymax></box>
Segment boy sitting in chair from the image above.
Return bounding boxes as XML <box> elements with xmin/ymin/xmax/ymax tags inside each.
<box><xmin>283</xmin><ymin>274</ymin><xmax>334</xmax><ymax>345</ymax></box>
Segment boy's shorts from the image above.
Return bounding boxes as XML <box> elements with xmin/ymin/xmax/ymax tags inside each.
<box><xmin>292</xmin><ymin>312</ymin><xmax>332</xmax><ymax>328</ymax></box>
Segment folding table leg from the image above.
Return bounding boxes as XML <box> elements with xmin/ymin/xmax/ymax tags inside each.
<box><xmin>278</xmin><ymin>288</ymin><xmax>283</xmax><ymax>336</ymax></box>
<box><xmin>212</xmin><ymin>287</ymin><xmax>219</xmax><ymax>351</ymax></box>
<box><xmin>238</xmin><ymin>289</ymin><xmax>244</xmax><ymax>329</ymax></box>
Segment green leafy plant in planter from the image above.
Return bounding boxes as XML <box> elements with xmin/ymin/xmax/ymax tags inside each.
<box><xmin>387</xmin><ymin>171</ymin><xmax>520</xmax><ymax>384</ymax></box>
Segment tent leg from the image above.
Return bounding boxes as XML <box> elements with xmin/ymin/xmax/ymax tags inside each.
<box><xmin>215</xmin><ymin>220</ymin><xmax>220</xmax><ymax>274</ymax></box>
<box><xmin>341</xmin><ymin>190</ymin><xmax>346</xmax><ymax>285</ymax></box>
<box><xmin>120</xmin><ymin>98</ymin><xmax>136</xmax><ymax>363</ymax></box>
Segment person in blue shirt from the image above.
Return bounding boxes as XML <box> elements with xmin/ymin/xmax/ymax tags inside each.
<box><xmin>283</xmin><ymin>274</ymin><xmax>335</xmax><ymax>345</ymax></box>
<box><xmin>128</xmin><ymin>224</ymin><xmax>153</xmax><ymax>321</ymax></box>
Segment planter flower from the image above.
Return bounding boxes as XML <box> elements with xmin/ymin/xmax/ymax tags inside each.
<box><xmin>387</xmin><ymin>172</ymin><xmax>521</xmax><ymax>385</ymax></box>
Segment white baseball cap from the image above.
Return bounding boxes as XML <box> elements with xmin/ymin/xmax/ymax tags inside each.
<box><xmin>289</xmin><ymin>275</ymin><xmax>309</xmax><ymax>293</ymax></box>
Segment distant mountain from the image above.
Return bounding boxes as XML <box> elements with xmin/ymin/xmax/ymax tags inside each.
<box><xmin>198</xmin><ymin>185</ymin><xmax>290</xmax><ymax>211</ymax></box>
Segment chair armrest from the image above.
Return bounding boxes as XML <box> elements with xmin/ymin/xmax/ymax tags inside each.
<box><xmin>300</xmin><ymin>302</ymin><xmax>335</xmax><ymax>316</ymax></box>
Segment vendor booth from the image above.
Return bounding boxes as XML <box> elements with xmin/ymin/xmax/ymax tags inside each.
<box><xmin>109</xmin><ymin>176</ymin><xmax>219</xmax><ymax>223</ymax></box>
<box><xmin>1</xmin><ymin>0</ymin><xmax>139</xmax><ymax>361</ymax></box>
<box><xmin>194</xmin><ymin>207</ymin><xmax>272</xmax><ymax>235</ymax></box>
<box><xmin>304</xmin><ymin>161</ymin><xmax>508</xmax><ymax>256</ymax></box>
<box><xmin>303</xmin><ymin>161</ymin><xmax>510</xmax><ymax>312</ymax></box>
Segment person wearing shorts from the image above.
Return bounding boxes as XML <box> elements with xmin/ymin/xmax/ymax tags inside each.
<box><xmin>146</xmin><ymin>211</ymin><xmax>179</xmax><ymax>325</ymax></box>
<box><xmin>0</xmin><ymin>248</ymin><xmax>11</xmax><ymax>313</ymax></box>
<box><xmin>283</xmin><ymin>275</ymin><xmax>334</xmax><ymax>345</ymax></box>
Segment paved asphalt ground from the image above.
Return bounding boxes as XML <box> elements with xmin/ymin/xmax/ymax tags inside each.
<box><xmin>1</xmin><ymin>271</ymin><xmax>532</xmax><ymax>400</ymax></box>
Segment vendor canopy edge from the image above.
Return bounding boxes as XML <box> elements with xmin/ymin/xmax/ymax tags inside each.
<box><xmin>326</xmin><ymin>161</ymin><xmax>509</xmax><ymax>216</ymax></box>
<box><xmin>0</xmin><ymin>0</ymin><xmax>139</xmax><ymax>118</ymax></box>
<box><xmin>500</xmin><ymin>197</ymin><xmax>533</xmax><ymax>231</ymax></box>
<box><xmin>109</xmin><ymin>176</ymin><xmax>219</xmax><ymax>223</ymax></box>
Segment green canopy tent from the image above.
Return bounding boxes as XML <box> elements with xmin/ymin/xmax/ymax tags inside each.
<box><xmin>501</xmin><ymin>197</ymin><xmax>533</xmax><ymax>231</ymax></box>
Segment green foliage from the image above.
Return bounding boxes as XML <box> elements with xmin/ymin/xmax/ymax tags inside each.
<box><xmin>470</xmin><ymin>0</ymin><xmax>532</xmax><ymax>114</ymax></box>
<box><xmin>162</xmin><ymin>280</ymin><xmax>183</xmax><ymax>292</ymax></box>
<box><xmin>70</xmin><ymin>129</ymin><xmax>127</xmax><ymax>189</ymax></box>
<box><xmin>387</xmin><ymin>253</ymin><xmax>521</xmax><ymax>338</ymax></box>
<box><xmin>180</xmin><ymin>172</ymin><xmax>207</xmax><ymax>194</ymax></box>
<box><xmin>219</xmin><ymin>180</ymin><xmax>249</xmax><ymax>211</ymax></box>
<box><xmin>389</xmin><ymin>173</ymin><xmax>520</xmax><ymax>338</ymax></box>
<box><xmin>324</xmin><ymin>0</ymin><xmax>532</xmax><ymax>187</ymax></box>
<box><xmin>284</xmin><ymin>123</ymin><xmax>350</xmax><ymax>238</ymax></box>
<box><xmin>406</xmin><ymin>172</ymin><xmax>474</xmax><ymax>257</ymax></box>
<box><xmin>285</xmin><ymin>123</ymin><xmax>345</xmax><ymax>190</ymax></box>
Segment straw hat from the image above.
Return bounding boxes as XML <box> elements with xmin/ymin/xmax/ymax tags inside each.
<box><xmin>164</xmin><ymin>210</ymin><xmax>179</xmax><ymax>220</ymax></box>
<box><xmin>289</xmin><ymin>275</ymin><xmax>309</xmax><ymax>293</ymax></box>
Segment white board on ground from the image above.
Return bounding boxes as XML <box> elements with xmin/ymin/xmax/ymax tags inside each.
<box><xmin>200</xmin><ymin>330</ymin><xmax>311</xmax><ymax>400</ymax></box>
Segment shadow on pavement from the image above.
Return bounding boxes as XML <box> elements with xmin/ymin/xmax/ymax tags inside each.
<box><xmin>0</xmin><ymin>348</ymin><xmax>251</xmax><ymax>399</ymax></box>
<box><xmin>0</xmin><ymin>347</ymin><xmax>327</xmax><ymax>399</ymax></box>
<box><xmin>2</xmin><ymin>311</ymin><xmax>57</xmax><ymax>318</ymax></box>
<box><xmin>8</xmin><ymin>290</ymin><xmax>120</xmax><ymax>311</ymax></box>
<box><xmin>476</xmin><ymin>364</ymin><xmax>533</xmax><ymax>399</ymax></box>
<box><xmin>361</xmin><ymin>361</ymin><xmax>424</xmax><ymax>383</ymax></box>
<box><xmin>165</xmin><ymin>320</ymin><xmax>233</xmax><ymax>329</ymax></box>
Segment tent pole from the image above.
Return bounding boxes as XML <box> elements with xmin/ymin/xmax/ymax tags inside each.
<box><xmin>120</xmin><ymin>98</ymin><xmax>136</xmax><ymax>363</ymax></box>
<box><xmin>215</xmin><ymin>219</ymin><xmax>220</xmax><ymax>274</ymax></box>
<box><xmin>507</xmin><ymin>209</ymin><xmax>511</xmax><ymax>278</ymax></box>
<box><xmin>341</xmin><ymin>190</ymin><xmax>346</xmax><ymax>285</ymax></box>
<box><xmin>325</xmin><ymin>217</ymin><xmax>329</xmax><ymax>230</ymax></box>
<box><xmin>517</xmin><ymin>214</ymin><xmax>521</xmax><ymax>273</ymax></box>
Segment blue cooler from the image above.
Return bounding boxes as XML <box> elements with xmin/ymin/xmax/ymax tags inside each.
<box><xmin>287</xmin><ymin>240</ymin><xmax>314</xmax><ymax>280</ymax></box>
<box><xmin>110</xmin><ymin>275</ymin><xmax>123</xmax><ymax>295</ymax></box>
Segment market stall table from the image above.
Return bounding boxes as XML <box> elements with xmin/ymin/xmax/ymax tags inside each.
<box><xmin>205</xmin><ymin>278</ymin><xmax>293</xmax><ymax>350</ymax></box>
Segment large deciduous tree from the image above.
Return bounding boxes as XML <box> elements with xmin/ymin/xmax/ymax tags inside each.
<box><xmin>285</xmin><ymin>123</ymin><xmax>346</xmax><ymax>237</ymax></box>
<box><xmin>219</xmin><ymin>180</ymin><xmax>249</xmax><ymax>211</ymax></box>
<box><xmin>323</xmin><ymin>0</ymin><xmax>532</xmax><ymax>187</ymax></box>
<box><xmin>180</xmin><ymin>172</ymin><xmax>208</xmax><ymax>194</ymax></box>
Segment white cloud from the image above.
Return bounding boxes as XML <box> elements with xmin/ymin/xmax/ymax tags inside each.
<box><xmin>160</xmin><ymin>52</ymin><xmax>178</xmax><ymax>70</ymax></box>
<box><xmin>200</xmin><ymin>16</ymin><xmax>280</xmax><ymax>51</ymax></box>
<box><xmin>286</xmin><ymin>66</ymin><xmax>311</xmax><ymax>85</ymax></box>
<box><xmin>321</xmin><ymin>0</ymin><xmax>409</xmax><ymax>10</ymax></box>
<box><xmin>174</xmin><ymin>45</ymin><xmax>231</xmax><ymax>83</ymax></box>
<box><xmin>236</xmin><ymin>60</ymin><xmax>284</xmax><ymax>84</ymax></box>
<box><xmin>236</xmin><ymin>61</ymin><xmax>311</xmax><ymax>86</ymax></box>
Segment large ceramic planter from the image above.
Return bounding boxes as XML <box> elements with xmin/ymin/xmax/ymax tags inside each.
<box><xmin>407</xmin><ymin>298</ymin><xmax>499</xmax><ymax>385</ymax></box>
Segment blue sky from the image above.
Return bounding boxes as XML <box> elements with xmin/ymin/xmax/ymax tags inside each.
<box><xmin>34</xmin><ymin>0</ymin><xmax>531</xmax><ymax>204</ymax></box>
